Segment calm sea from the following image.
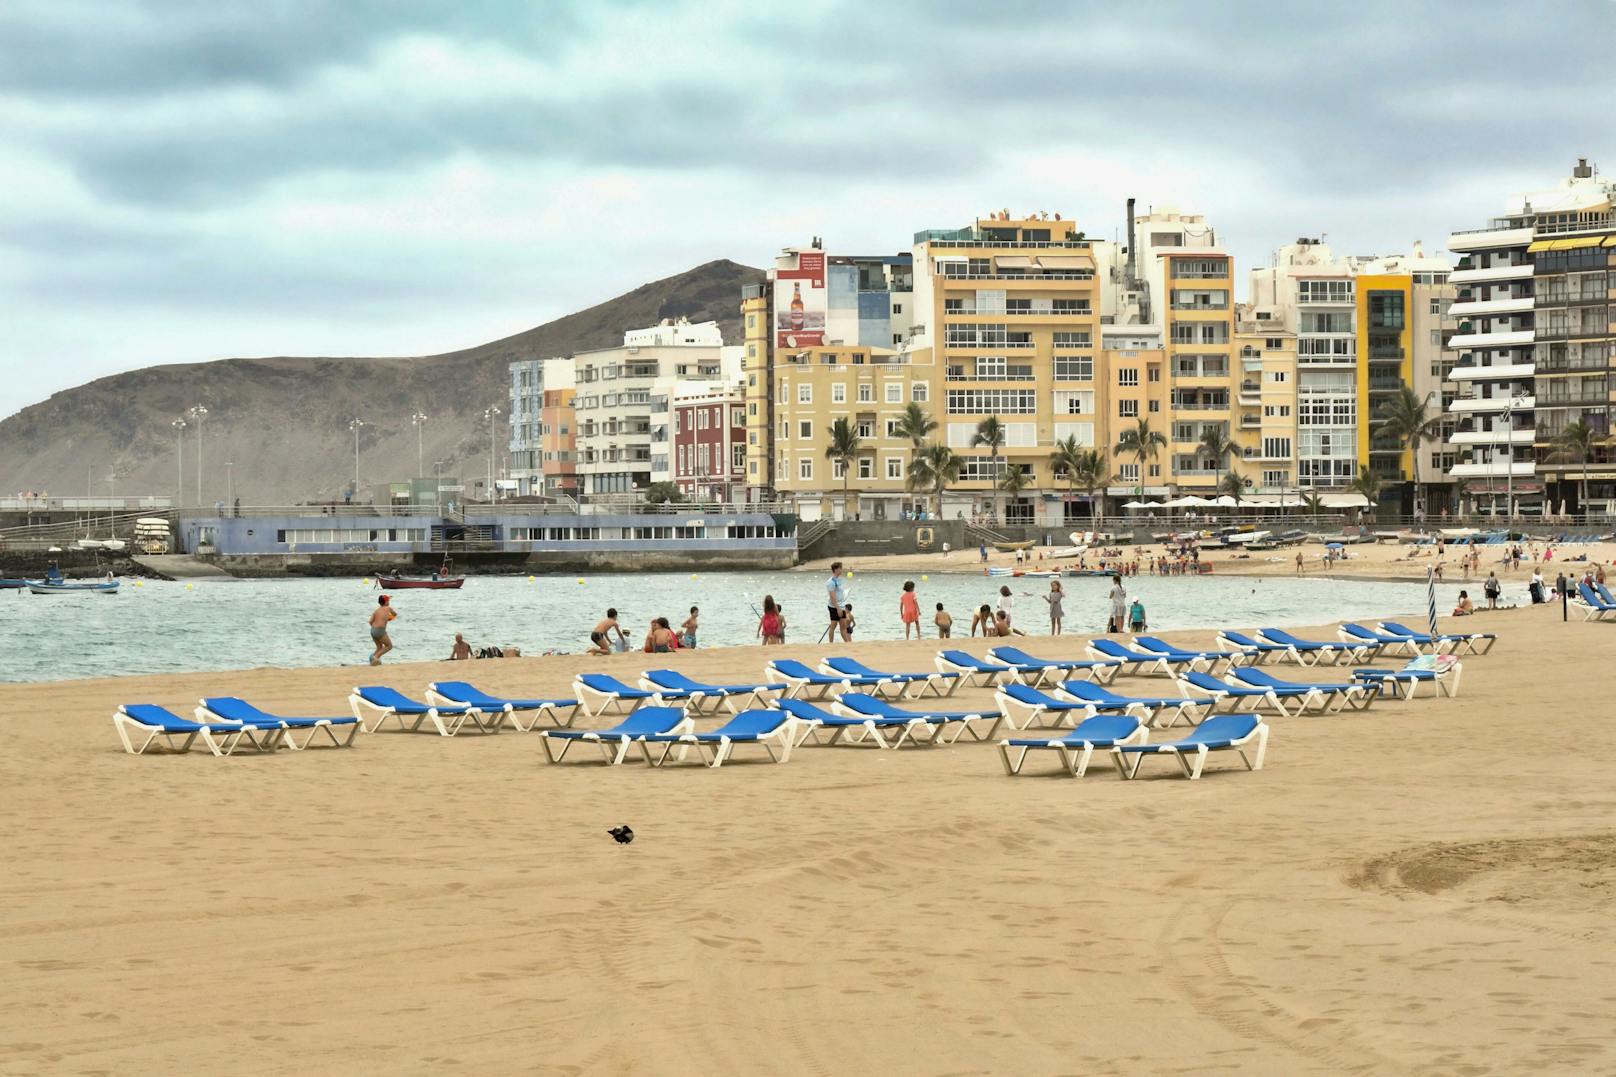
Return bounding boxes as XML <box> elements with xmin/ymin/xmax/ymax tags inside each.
<box><xmin>0</xmin><ymin>569</ymin><xmax>1489</xmax><ymax>684</ymax></box>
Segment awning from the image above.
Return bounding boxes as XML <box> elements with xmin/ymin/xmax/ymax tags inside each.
<box><xmin>1557</xmin><ymin>235</ymin><xmax>1605</xmax><ymax>249</ymax></box>
<box><xmin>933</xmin><ymin>255</ymin><xmax>968</xmax><ymax>264</ymax></box>
<box><xmin>996</xmin><ymin>256</ymin><xmax>1033</xmax><ymax>269</ymax></box>
<box><xmin>1320</xmin><ymin>493</ymin><xmax>1371</xmax><ymax>508</ymax></box>
<box><xmin>1037</xmin><ymin>255</ymin><xmax>1092</xmax><ymax>270</ymax></box>
<box><xmin>1527</xmin><ymin>239</ymin><xmax>1557</xmax><ymax>252</ymax></box>
<box><xmin>1605</xmin><ymin>236</ymin><xmax>1616</xmax><ymax>247</ymax></box>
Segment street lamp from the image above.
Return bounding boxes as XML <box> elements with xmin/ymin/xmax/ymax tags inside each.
<box><xmin>1503</xmin><ymin>391</ymin><xmax>1529</xmax><ymax>521</ymax></box>
<box><xmin>483</xmin><ymin>406</ymin><xmax>501</xmax><ymax>502</ymax></box>
<box><xmin>225</xmin><ymin>462</ymin><xmax>234</xmax><ymax>513</ymax></box>
<box><xmin>411</xmin><ymin>412</ymin><xmax>428</xmax><ymax>481</ymax></box>
<box><xmin>171</xmin><ymin>418</ymin><xmax>186</xmax><ymax>504</ymax></box>
<box><xmin>349</xmin><ymin>418</ymin><xmax>364</xmax><ymax>504</ymax></box>
<box><xmin>188</xmin><ymin>405</ymin><xmax>208</xmax><ymax>504</ymax></box>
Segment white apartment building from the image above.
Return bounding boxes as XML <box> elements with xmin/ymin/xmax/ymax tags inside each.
<box><xmin>573</xmin><ymin>319</ymin><xmax>741</xmax><ymax>496</ymax></box>
<box><xmin>1446</xmin><ymin>158</ymin><xmax>1616</xmax><ymax>516</ymax></box>
<box><xmin>508</xmin><ymin>357</ymin><xmax>575</xmax><ymax>496</ymax></box>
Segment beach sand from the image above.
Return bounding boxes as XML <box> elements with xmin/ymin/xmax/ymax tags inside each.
<box><xmin>3</xmin><ymin>604</ymin><xmax>1615</xmax><ymax>1073</ymax></box>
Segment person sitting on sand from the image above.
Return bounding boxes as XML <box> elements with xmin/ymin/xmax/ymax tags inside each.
<box><xmin>644</xmin><ymin>618</ymin><xmax>680</xmax><ymax>653</ymax></box>
<box><xmin>899</xmin><ymin>580</ymin><xmax>921</xmax><ymax>639</ymax></box>
<box><xmin>588</xmin><ymin>608</ymin><xmax>627</xmax><ymax>655</ymax></box>
<box><xmin>757</xmin><ymin>596</ymin><xmax>782</xmax><ymax>645</ymax></box>
<box><xmin>992</xmin><ymin>609</ymin><xmax>1019</xmax><ymax>637</ymax></box>
<box><xmin>970</xmin><ymin>603</ymin><xmax>994</xmax><ymax>637</ymax></box>
<box><xmin>934</xmin><ymin>602</ymin><xmax>953</xmax><ymax>639</ymax></box>
<box><xmin>1452</xmin><ymin>591</ymin><xmax>1474</xmax><ymax>616</ymax></box>
<box><xmin>448</xmin><ymin>632</ymin><xmax>472</xmax><ymax>661</ymax></box>
<box><xmin>368</xmin><ymin>595</ymin><xmax>397</xmax><ymax>666</ymax></box>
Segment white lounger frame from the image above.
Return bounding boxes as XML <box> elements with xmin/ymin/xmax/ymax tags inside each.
<box><xmin>638</xmin><ymin>719</ymin><xmax>799</xmax><ymax>768</ymax></box>
<box><xmin>349</xmin><ymin>692</ymin><xmax>494</xmax><ymax>736</ymax></box>
<box><xmin>998</xmin><ymin>722</ymin><xmax>1150</xmax><ymax>777</ymax></box>
<box><xmin>113</xmin><ymin>706</ymin><xmax>282</xmax><ymax>756</ymax></box>
<box><xmin>538</xmin><ymin>715</ymin><xmax>695</xmax><ymax>765</ymax></box>
<box><xmin>195</xmin><ymin>704</ymin><xmax>358</xmax><ymax>751</ymax></box>
<box><xmin>1110</xmin><ymin>722</ymin><xmax>1269</xmax><ymax>780</ymax></box>
<box><xmin>635</xmin><ymin>677</ymin><xmax>781</xmax><ymax>716</ymax></box>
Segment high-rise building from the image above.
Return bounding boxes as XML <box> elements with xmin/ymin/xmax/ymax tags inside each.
<box><xmin>1446</xmin><ymin>158</ymin><xmax>1615</xmax><ymax>515</ymax></box>
<box><xmin>509</xmin><ymin>358</ymin><xmax>575</xmax><ymax>498</ymax></box>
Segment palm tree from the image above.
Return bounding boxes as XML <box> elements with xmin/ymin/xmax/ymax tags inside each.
<box><xmin>998</xmin><ymin>464</ymin><xmax>1032</xmax><ymax>518</ymax></box>
<box><xmin>1049</xmin><ymin>437</ymin><xmax>1110</xmax><ymax>520</ymax></box>
<box><xmin>893</xmin><ymin>403</ymin><xmax>937</xmax><ymax>451</ymax></box>
<box><xmin>971</xmin><ymin>417</ymin><xmax>1007</xmax><ymax>522</ymax></box>
<box><xmin>908</xmin><ymin>441</ymin><xmax>961</xmax><ymax>519</ymax></box>
<box><xmin>1299</xmin><ymin>488</ymin><xmax>1324</xmax><ymax>517</ymax></box>
<box><xmin>1349</xmin><ymin>466</ymin><xmax>1382</xmax><ymax>522</ymax></box>
<box><xmin>1550</xmin><ymin>418</ymin><xmax>1600</xmax><ymax>514</ymax></box>
<box><xmin>824</xmin><ymin>418</ymin><xmax>862</xmax><ymax>519</ymax></box>
<box><xmin>1198</xmin><ymin>426</ymin><xmax>1236</xmax><ymax>493</ymax></box>
<box><xmin>1217</xmin><ymin>469</ymin><xmax>1246</xmax><ymax>506</ymax></box>
<box><xmin>1114</xmin><ymin>418</ymin><xmax>1166</xmax><ymax>495</ymax></box>
<box><xmin>1373</xmin><ymin>385</ymin><xmax>1444</xmax><ymax>515</ymax></box>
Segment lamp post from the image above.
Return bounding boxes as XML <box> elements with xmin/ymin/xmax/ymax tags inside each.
<box><xmin>171</xmin><ymin>418</ymin><xmax>186</xmax><ymax>505</ymax></box>
<box><xmin>188</xmin><ymin>405</ymin><xmax>208</xmax><ymax>504</ymax></box>
<box><xmin>411</xmin><ymin>412</ymin><xmax>428</xmax><ymax>481</ymax></box>
<box><xmin>1503</xmin><ymin>391</ymin><xmax>1528</xmax><ymax>522</ymax></box>
<box><xmin>483</xmin><ymin>406</ymin><xmax>501</xmax><ymax>502</ymax></box>
<box><xmin>225</xmin><ymin>462</ymin><xmax>234</xmax><ymax>513</ymax></box>
<box><xmin>433</xmin><ymin>458</ymin><xmax>446</xmax><ymax>515</ymax></box>
<box><xmin>349</xmin><ymin>419</ymin><xmax>364</xmax><ymax>502</ymax></box>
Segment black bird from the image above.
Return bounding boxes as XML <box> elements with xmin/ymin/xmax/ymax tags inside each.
<box><xmin>608</xmin><ymin>825</ymin><xmax>634</xmax><ymax>845</ymax></box>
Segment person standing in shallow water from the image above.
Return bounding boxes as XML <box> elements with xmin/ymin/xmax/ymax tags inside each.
<box><xmin>368</xmin><ymin>595</ymin><xmax>397</xmax><ymax>665</ymax></box>
<box><xmin>899</xmin><ymin>580</ymin><xmax>921</xmax><ymax>639</ymax></box>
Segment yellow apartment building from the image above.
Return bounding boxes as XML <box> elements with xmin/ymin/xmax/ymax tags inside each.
<box><xmin>740</xmin><ymin>287</ymin><xmax>772</xmax><ymax>498</ymax></box>
<box><xmin>1355</xmin><ymin>274</ymin><xmax>1416</xmax><ymax>485</ymax></box>
<box><xmin>1160</xmin><ymin>251</ymin><xmax>1238</xmax><ymax>492</ymax></box>
<box><xmin>1235</xmin><ymin>313</ymin><xmax>1300</xmax><ymax>495</ymax></box>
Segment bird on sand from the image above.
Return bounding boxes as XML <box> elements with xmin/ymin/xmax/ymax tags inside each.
<box><xmin>608</xmin><ymin>825</ymin><xmax>634</xmax><ymax>845</ymax></box>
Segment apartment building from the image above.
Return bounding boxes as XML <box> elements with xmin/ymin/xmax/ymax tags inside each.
<box><xmin>671</xmin><ymin>383</ymin><xmax>746</xmax><ymax>501</ymax></box>
<box><xmin>741</xmin><ymin>245</ymin><xmax>913</xmax><ymax>503</ymax></box>
<box><xmin>910</xmin><ymin>213</ymin><xmax>1101</xmax><ymax>520</ymax></box>
<box><xmin>508</xmin><ymin>358</ymin><xmax>576</xmax><ymax>498</ymax></box>
<box><xmin>1234</xmin><ymin>312</ymin><xmax>1299</xmax><ymax>496</ymax></box>
<box><xmin>1447</xmin><ymin>158</ymin><xmax>1616</xmax><ymax>515</ymax></box>
<box><xmin>572</xmin><ymin>319</ymin><xmax>740</xmax><ymax>497</ymax></box>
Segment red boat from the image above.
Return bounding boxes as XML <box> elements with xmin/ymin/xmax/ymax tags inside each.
<box><xmin>376</xmin><ymin>559</ymin><xmax>464</xmax><ymax>590</ymax></box>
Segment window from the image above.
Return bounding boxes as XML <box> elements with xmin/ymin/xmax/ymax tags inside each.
<box><xmin>1148</xmin><ymin>400</ymin><xmax>1160</xmax><ymax>413</ymax></box>
<box><xmin>857</xmin><ymin>383</ymin><xmax>874</xmax><ymax>403</ymax></box>
<box><xmin>1299</xmin><ymin>312</ymin><xmax>1353</xmax><ymax>334</ymax></box>
<box><xmin>911</xmin><ymin>381</ymin><xmax>929</xmax><ymax>402</ymax></box>
<box><xmin>1052</xmin><ymin>421</ymin><xmax>1094</xmax><ymax>446</ymax></box>
<box><xmin>799</xmin><ymin>458</ymin><xmax>813</xmax><ymax>480</ymax></box>
<box><xmin>778</xmin><ymin>383</ymin><xmax>788</xmax><ymax>404</ymax></box>
<box><xmin>1053</xmin><ymin>355</ymin><xmax>1093</xmax><ymax>380</ymax></box>
<box><xmin>945</xmin><ymin>389</ymin><xmax>1038</xmax><ymax>414</ymax></box>
<box><xmin>1267</xmin><ymin>370</ymin><xmax>1288</xmax><ymax>383</ymax></box>
<box><xmin>1265</xmin><ymin>337</ymin><xmax>1283</xmax><ymax>349</ymax></box>
<box><xmin>1119</xmin><ymin>399</ymin><xmax>1139</xmax><ymax>418</ymax></box>
<box><xmin>733</xmin><ymin>445</ymin><xmax>745</xmax><ymax>471</ymax></box>
<box><xmin>1297</xmin><ymin>280</ymin><xmax>1353</xmax><ymax>303</ymax></box>
<box><xmin>893</xmin><ymin>302</ymin><xmax>903</xmax><ymax>314</ymax></box>
<box><xmin>885</xmin><ymin>383</ymin><xmax>902</xmax><ymax>403</ymax></box>
<box><xmin>832</xmin><ymin>459</ymin><xmax>846</xmax><ymax>480</ymax></box>
<box><xmin>1262</xmin><ymin>437</ymin><xmax>1292</xmax><ymax>458</ymax></box>
<box><xmin>856</xmin><ymin>420</ymin><xmax>874</xmax><ymax>438</ymax></box>
<box><xmin>1118</xmin><ymin>368</ymin><xmax>1140</xmax><ymax>387</ymax></box>
<box><xmin>1118</xmin><ymin>463</ymin><xmax>1139</xmax><ymax>481</ymax></box>
<box><xmin>1147</xmin><ymin>366</ymin><xmax>1161</xmax><ymax>382</ymax></box>
<box><xmin>885</xmin><ymin>419</ymin><xmax>900</xmax><ymax>438</ymax></box>
<box><xmin>1052</xmin><ymin>331</ymin><xmax>1092</xmax><ymax>350</ymax></box>
<box><xmin>858</xmin><ymin>458</ymin><xmax>873</xmax><ymax>480</ymax></box>
<box><xmin>886</xmin><ymin>457</ymin><xmax>903</xmax><ymax>480</ymax></box>
<box><xmin>799</xmin><ymin>420</ymin><xmax>813</xmax><ymax>439</ymax></box>
<box><xmin>1262</xmin><ymin>469</ymin><xmax>1288</xmax><ymax>487</ymax></box>
<box><xmin>831</xmin><ymin>383</ymin><xmax>846</xmax><ymax>403</ymax></box>
<box><xmin>797</xmin><ymin>384</ymin><xmax>812</xmax><ymax>404</ymax></box>
<box><xmin>1052</xmin><ymin>390</ymin><xmax>1093</xmax><ymax>415</ymax></box>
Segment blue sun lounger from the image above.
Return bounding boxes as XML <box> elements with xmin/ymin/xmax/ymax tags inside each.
<box><xmin>1255</xmin><ymin>628</ymin><xmax>1371</xmax><ymax>666</ymax></box>
<box><xmin>773</xmin><ymin>697</ymin><xmax>932</xmax><ymax>749</ymax></box>
<box><xmin>988</xmin><ymin>646</ymin><xmax>1123</xmax><ymax>685</ymax></box>
<box><xmin>1337</xmin><ymin>623</ymin><xmax>1422</xmax><ymax>659</ymax></box>
<box><xmin>1228</xmin><ymin>668</ymin><xmax>1377</xmax><ymax>713</ymax></box>
<box><xmin>426</xmin><ymin>680</ymin><xmax>580</xmax><ymax>731</ymax></box>
<box><xmin>1213</xmin><ymin>630</ymin><xmax>1291</xmax><ymax>665</ymax></box>
<box><xmin>993</xmin><ymin>682</ymin><xmax>1102</xmax><ymax>729</ymax></box>
<box><xmin>1176</xmin><ymin>670</ymin><xmax>1288</xmax><ymax>714</ymax></box>
<box><xmin>1111</xmin><ymin>712</ymin><xmax>1268</xmax><ymax>780</ymax></box>
<box><xmin>573</xmin><ymin>673</ymin><xmax>677</xmax><ymax>717</ymax></box>
<box><xmin>537</xmin><ymin>706</ymin><xmax>692</xmax><ymax>765</ymax></box>
<box><xmin>1377</xmin><ymin>621</ymin><xmax>1497</xmax><ymax>655</ymax></box>
<box><xmin>113</xmin><ymin>703</ymin><xmax>278</xmax><ymax>756</ymax></box>
<box><xmin>998</xmin><ymin>713</ymin><xmax>1148</xmax><ymax>777</ymax></box>
<box><xmin>348</xmin><ymin>686</ymin><xmax>491</xmax><ymax>736</ymax></box>
<box><xmin>638</xmin><ymin>709</ymin><xmax>797</xmax><ymax>767</ymax></box>
<box><xmin>820</xmin><ymin>657</ymin><xmax>960</xmax><ymax>698</ymax></box>
<box><xmin>1085</xmin><ymin>638</ymin><xmax>1194</xmax><ymax>677</ymax></box>
<box><xmin>763</xmin><ymin>658</ymin><xmax>894</xmax><ymax>700</ymax></box>
<box><xmin>1057</xmin><ymin>680</ymin><xmax>1213</xmax><ymax>729</ymax></box>
<box><xmin>833</xmin><ymin>692</ymin><xmax>997</xmax><ymax>743</ymax></box>
<box><xmin>1132</xmin><ymin>636</ymin><xmax>1252</xmax><ymax>674</ymax></box>
<box><xmin>197</xmin><ymin>697</ymin><xmax>360</xmax><ymax>750</ymax></box>
<box><xmin>935</xmin><ymin>649</ymin><xmax>1021</xmax><ymax>688</ymax></box>
<box><xmin>640</xmin><ymin>670</ymin><xmax>782</xmax><ymax>714</ymax></box>
<box><xmin>1351</xmin><ymin>655</ymin><xmax>1463</xmax><ymax>700</ymax></box>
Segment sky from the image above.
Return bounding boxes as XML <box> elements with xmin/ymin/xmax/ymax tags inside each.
<box><xmin>2</xmin><ymin>0</ymin><xmax>1613</xmax><ymax>419</ymax></box>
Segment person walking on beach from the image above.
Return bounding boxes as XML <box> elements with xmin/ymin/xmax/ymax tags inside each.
<box><xmin>934</xmin><ymin>602</ymin><xmax>953</xmax><ymax>638</ymax></box>
<box><xmin>1044</xmin><ymin>579</ymin><xmax>1065</xmax><ymax>635</ymax></box>
<box><xmin>1106</xmin><ymin>575</ymin><xmax>1127</xmax><ymax>634</ymax></box>
<box><xmin>368</xmin><ymin>595</ymin><xmax>397</xmax><ymax>666</ymax></box>
<box><xmin>979</xmin><ymin>543</ymin><xmax>988</xmax><ymax>564</ymax></box>
<box><xmin>1295</xmin><ymin>550</ymin><xmax>1305</xmax><ymax>576</ymax></box>
<box><xmin>758</xmin><ymin>596</ymin><xmax>783</xmax><ymax>645</ymax></box>
<box><xmin>588</xmin><ymin>609</ymin><xmax>627</xmax><ymax>655</ymax></box>
<box><xmin>899</xmin><ymin>580</ymin><xmax>922</xmax><ymax>639</ymax></box>
<box><xmin>826</xmin><ymin>562</ymin><xmax>851</xmax><ymax>643</ymax></box>
<box><xmin>680</xmin><ymin>606</ymin><xmax>699</xmax><ymax>649</ymax></box>
<box><xmin>1483</xmin><ymin>572</ymin><xmax>1501</xmax><ymax>610</ymax></box>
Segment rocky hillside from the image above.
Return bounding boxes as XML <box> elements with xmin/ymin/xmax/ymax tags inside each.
<box><xmin>0</xmin><ymin>260</ymin><xmax>762</xmax><ymax>504</ymax></box>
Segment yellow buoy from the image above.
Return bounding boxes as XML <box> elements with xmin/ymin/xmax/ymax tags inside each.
<box><xmin>527</xmin><ymin>575</ymin><xmax>535</xmax><ymax>583</ymax></box>
<box><xmin>362</xmin><ymin>579</ymin><xmax>370</xmax><ymax>586</ymax></box>
<box><xmin>185</xmin><ymin>583</ymin><xmax>194</xmax><ymax>590</ymax></box>
<box><xmin>921</xmin><ymin>574</ymin><xmax>928</xmax><ymax>582</ymax></box>
<box><xmin>690</xmin><ymin>573</ymin><xmax>698</xmax><ymax>580</ymax></box>
<box><xmin>577</xmin><ymin>578</ymin><xmax>585</xmax><ymax>585</ymax></box>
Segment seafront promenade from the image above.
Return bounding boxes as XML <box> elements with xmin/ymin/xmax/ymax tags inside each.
<box><xmin>3</xmin><ymin>603</ymin><xmax>1613</xmax><ymax>1074</ymax></box>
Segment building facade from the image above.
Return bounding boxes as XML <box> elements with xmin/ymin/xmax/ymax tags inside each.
<box><xmin>672</xmin><ymin>383</ymin><xmax>746</xmax><ymax>501</ymax></box>
<box><xmin>508</xmin><ymin>358</ymin><xmax>576</xmax><ymax>498</ymax></box>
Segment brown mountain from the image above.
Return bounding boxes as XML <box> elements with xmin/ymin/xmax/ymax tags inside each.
<box><xmin>0</xmin><ymin>259</ymin><xmax>762</xmax><ymax>505</ymax></box>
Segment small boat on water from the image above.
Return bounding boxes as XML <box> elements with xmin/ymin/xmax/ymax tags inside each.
<box><xmin>376</xmin><ymin>559</ymin><xmax>465</xmax><ymax>590</ymax></box>
<box><xmin>28</xmin><ymin>579</ymin><xmax>120</xmax><ymax>595</ymax></box>
<box><xmin>1</xmin><ymin>578</ymin><xmax>31</xmax><ymax>590</ymax></box>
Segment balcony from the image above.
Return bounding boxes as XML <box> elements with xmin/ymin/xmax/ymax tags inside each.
<box><xmin>1240</xmin><ymin>414</ymin><xmax>1261</xmax><ymax>427</ymax></box>
<box><xmin>944</xmin><ymin>305</ymin><xmax>1092</xmax><ymax>317</ymax></box>
<box><xmin>1449</xmin><ymin>460</ymin><xmax>1536</xmax><ymax>479</ymax></box>
<box><xmin>943</xmin><ymin>339</ymin><xmax>1036</xmax><ymax>350</ymax></box>
<box><xmin>1447</xmin><ymin>362</ymin><xmax>1535</xmax><ymax>382</ymax></box>
<box><xmin>1446</xmin><ymin>328</ymin><xmax>1534</xmax><ymax>349</ymax></box>
<box><xmin>1449</xmin><ymin>427</ymin><xmax>1535</xmax><ymax>446</ymax></box>
<box><xmin>1448</xmin><ymin>262</ymin><xmax>1534</xmax><ymax>285</ymax></box>
<box><xmin>1447</xmin><ymin>225</ymin><xmax>1533</xmax><ymax>252</ymax></box>
<box><xmin>1448</xmin><ymin>296</ymin><xmax>1533</xmax><ymax>317</ymax></box>
<box><xmin>1448</xmin><ymin>394</ymin><xmax>1535</xmax><ymax>414</ymax></box>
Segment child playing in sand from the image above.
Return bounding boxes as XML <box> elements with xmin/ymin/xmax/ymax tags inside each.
<box><xmin>970</xmin><ymin>604</ymin><xmax>994</xmax><ymax>636</ymax></box>
<box><xmin>900</xmin><ymin>580</ymin><xmax>921</xmax><ymax>639</ymax></box>
<box><xmin>588</xmin><ymin>609</ymin><xmax>627</xmax><ymax>655</ymax></box>
<box><xmin>934</xmin><ymin>603</ymin><xmax>953</xmax><ymax>638</ymax></box>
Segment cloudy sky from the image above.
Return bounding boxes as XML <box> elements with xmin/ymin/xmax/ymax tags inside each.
<box><xmin>2</xmin><ymin>0</ymin><xmax>1612</xmax><ymax>419</ymax></box>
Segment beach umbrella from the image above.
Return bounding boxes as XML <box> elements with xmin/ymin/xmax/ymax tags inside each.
<box><xmin>1325</xmin><ymin>542</ymin><xmax>1344</xmax><ymax>550</ymax></box>
<box><xmin>1426</xmin><ymin>565</ymin><xmax>1439</xmax><ymax>639</ymax></box>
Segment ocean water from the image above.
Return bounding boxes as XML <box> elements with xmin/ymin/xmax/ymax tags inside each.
<box><xmin>0</xmin><ymin>569</ymin><xmax>1489</xmax><ymax>684</ymax></box>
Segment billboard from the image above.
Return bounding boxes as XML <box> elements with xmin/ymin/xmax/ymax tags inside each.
<box><xmin>774</xmin><ymin>250</ymin><xmax>826</xmax><ymax>347</ymax></box>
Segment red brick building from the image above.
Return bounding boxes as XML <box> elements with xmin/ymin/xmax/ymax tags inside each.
<box><xmin>672</xmin><ymin>384</ymin><xmax>745</xmax><ymax>501</ymax></box>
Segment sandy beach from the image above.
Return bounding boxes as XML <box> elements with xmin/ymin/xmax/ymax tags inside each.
<box><xmin>3</xmin><ymin>603</ymin><xmax>1614</xmax><ymax>1074</ymax></box>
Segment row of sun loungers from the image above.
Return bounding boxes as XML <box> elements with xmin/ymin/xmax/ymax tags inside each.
<box><xmin>999</xmin><ymin>712</ymin><xmax>1270</xmax><ymax>780</ymax></box>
